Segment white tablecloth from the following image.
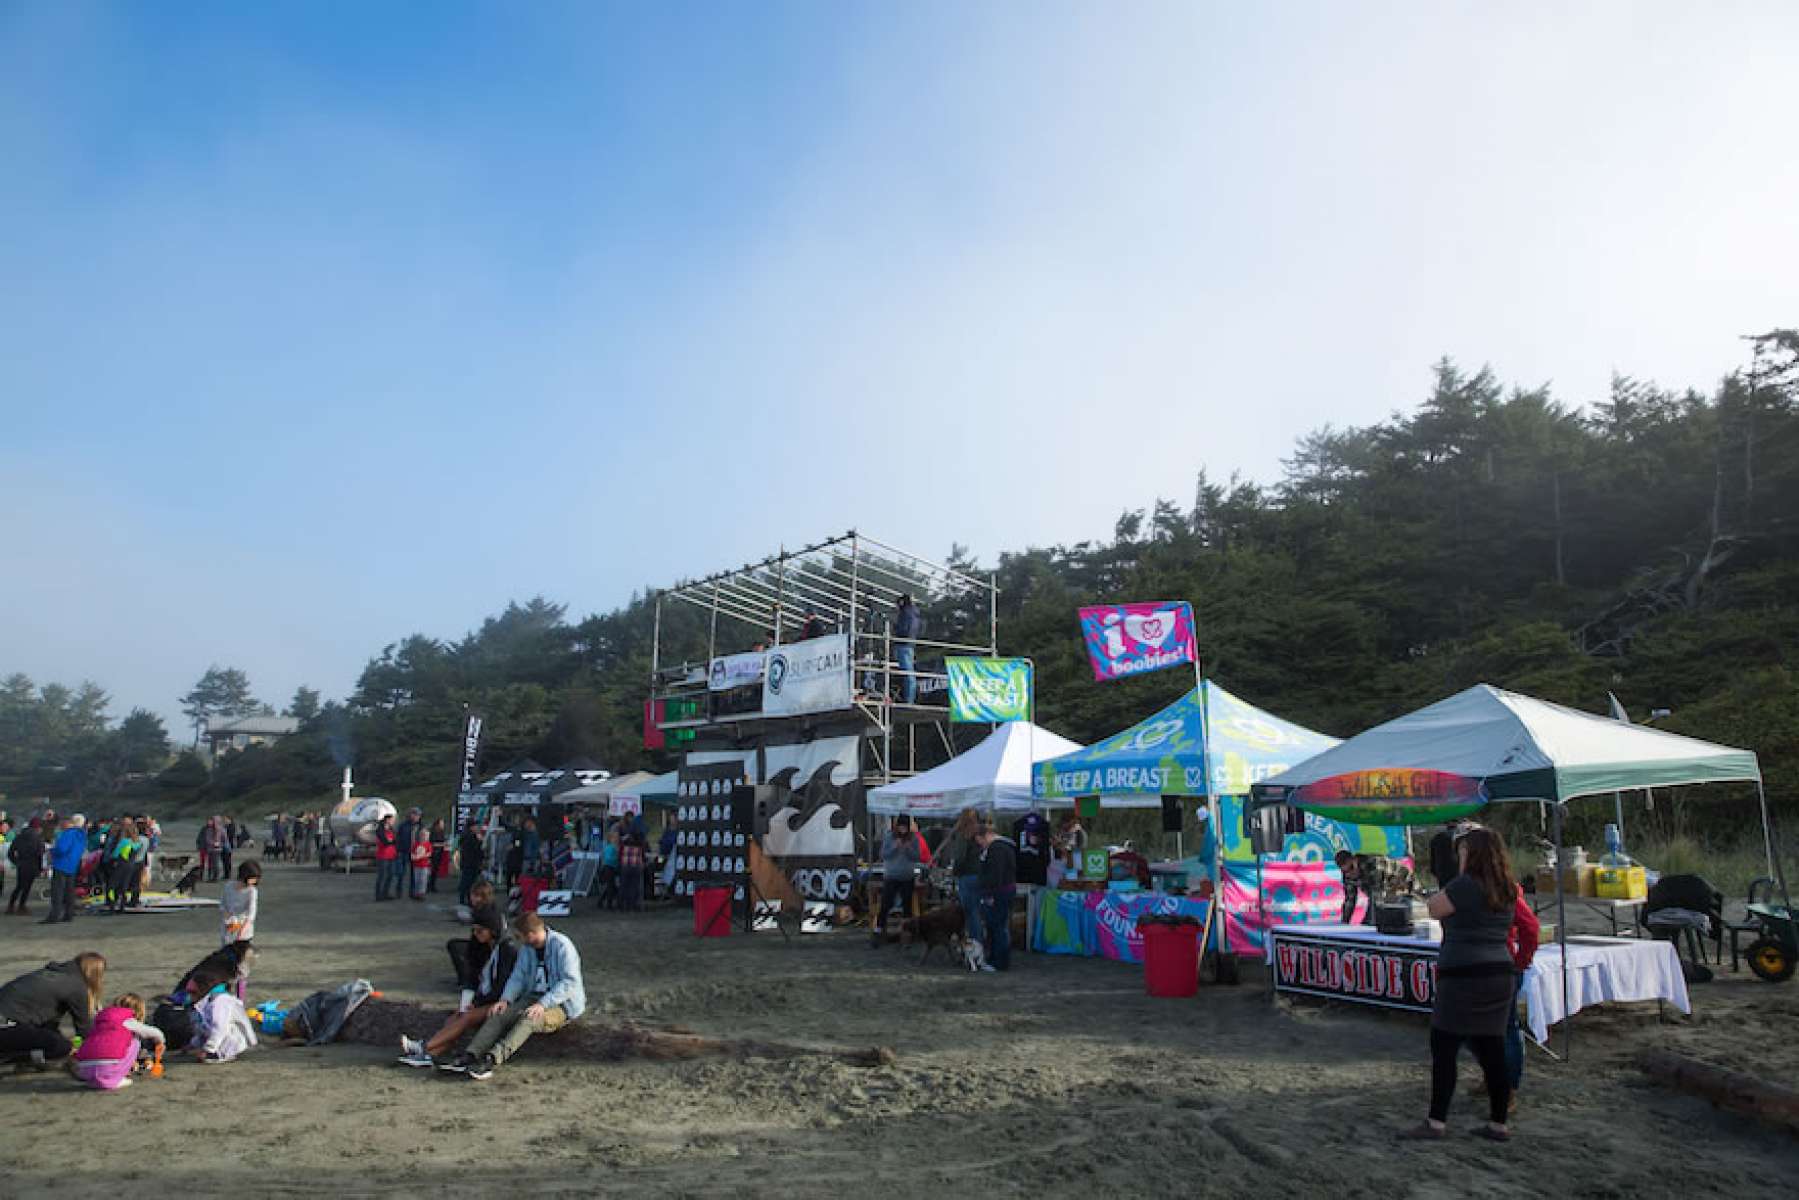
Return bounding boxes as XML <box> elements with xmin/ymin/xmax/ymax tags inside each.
<box><xmin>1521</xmin><ymin>936</ymin><xmax>1689</xmax><ymax>1044</ymax></box>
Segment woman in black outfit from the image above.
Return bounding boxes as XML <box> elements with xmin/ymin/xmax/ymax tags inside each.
<box><xmin>0</xmin><ymin>952</ymin><xmax>105</xmax><ymax>1066</ymax></box>
<box><xmin>1402</xmin><ymin>825</ymin><xmax>1518</xmax><ymax>1141</ymax></box>
<box><xmin>6</xmin><ymin>819</ymin><xmax>45</xmax><ymax>915</ymax></box>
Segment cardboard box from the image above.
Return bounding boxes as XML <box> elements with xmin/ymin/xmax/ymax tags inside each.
<box><xmin>1537</xmin><ymin>867</ymin><xmax>1598</xmax><ymax>897</ymax></box>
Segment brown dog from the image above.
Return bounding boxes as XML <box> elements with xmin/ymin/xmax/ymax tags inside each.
<box><xmin>899</xmin><ymin>905</ymin><xmax>966</xmax><ymax>966</ymax></box>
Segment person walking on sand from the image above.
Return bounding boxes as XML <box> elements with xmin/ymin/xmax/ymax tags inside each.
<box><xmin>1400</xmin><ymin>825</ymin><xmax>1519</xmax><ymax>1143</ymax></box>
<box><xmin>443</xmin><ymin>912</ymin><xmax>584</xmax><ymax>1080</ymax></box>
<box><xmin>7</xmin><ymin>818</ymin><xmax>45</xmax><ymax>916</ymax></box>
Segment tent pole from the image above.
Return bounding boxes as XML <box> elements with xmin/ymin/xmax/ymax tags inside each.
<box><xmin>1552</xmin><ymin>801</ymin><xmax>1571</xmax><ymax>1062</ymax></box>
<box><xmin>1613</xmin><ymin>791</ymin><xmax>1625</xmax><ymax>849</ymax></box>
<box><xmin>1755</xmin><ymin>778</ymin><xmax>1777</xmax><ymax>884</ymax></box>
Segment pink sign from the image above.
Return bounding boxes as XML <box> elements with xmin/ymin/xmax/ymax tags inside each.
<box><xmin>1077</xmin><ymin>602</ymin><xmax>1198</xmax><ymax>682</ymax></box>
<box><xmin>1219</xmin><ymin>860</ymin><xmax>1365</xmax><ymax>954</ymax></box>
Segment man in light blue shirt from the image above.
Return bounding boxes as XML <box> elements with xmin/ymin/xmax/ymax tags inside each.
<box><xmin>452</xmin><ymin>911</ymin><xmax>584</xmax><ymax>1079</ymax></box>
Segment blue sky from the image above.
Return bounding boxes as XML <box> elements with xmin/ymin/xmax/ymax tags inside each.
<box><xmin>4</xmin><ymin>1</ymin><xmax>1796</xmax><ymax>736</ymax></box>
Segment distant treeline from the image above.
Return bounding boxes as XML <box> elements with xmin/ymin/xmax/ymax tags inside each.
<box><xmin>7</xmin><ymin>334</ymin><xmax>1797</xmax><ymax>842</ymax></box>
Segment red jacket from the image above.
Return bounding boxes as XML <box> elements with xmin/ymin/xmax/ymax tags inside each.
<box><xmin>375</xmin><ymin>826</ymin><xmax>398</xmax><ymax>862</ymax></box>
<box><xmin>1508</xmin><ymin>886</ymin><xmax>1540</xmax><ymax>972</ymax></box>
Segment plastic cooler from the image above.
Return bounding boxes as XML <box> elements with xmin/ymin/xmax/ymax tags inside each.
<box><xmin>694</xmin><ymin>885</ymin><xmax>733</xmax><ymax>937</ymax></box>
<box><xmin>1139</xmin><ymin>918</ymin><xmax>1200</xmax><ymax>998</ymax></box>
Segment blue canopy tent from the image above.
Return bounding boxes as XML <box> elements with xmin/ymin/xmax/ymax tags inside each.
<box><xmin>1033</xmin><ymin>681</ymin><xmax>1405</xmax><ymax>953</ymax></box>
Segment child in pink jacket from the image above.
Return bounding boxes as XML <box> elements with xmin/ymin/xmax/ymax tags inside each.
<box><xmin>72</xmin><ymin>993</ymin><xmax>164</xmax><ymax>1090</ymax></box>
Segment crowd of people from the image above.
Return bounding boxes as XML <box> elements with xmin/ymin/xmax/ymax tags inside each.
<box><xmin>2</xmin><ymin>811</ymin><xmax>165</xmax><ymax>921</ymax></box>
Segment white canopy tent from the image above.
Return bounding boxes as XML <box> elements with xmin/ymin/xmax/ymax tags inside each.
<box><xmin>560</xmin><ymin>770</ymin><xmax>658</xmax><ymax>807</ymax></box>
<box><xmin>1252</xmin><ymin>683</ymin><xmax>1782</xmax><ymax>1058</ymax></box>
<box><xmin>867</xmin><ymin>721</ymin><xmax>1083</xmax><ymax>818</ymax></box>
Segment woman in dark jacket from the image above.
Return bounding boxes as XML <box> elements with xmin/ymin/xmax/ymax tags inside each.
<box><xmin>0</xmin><ymin>952</ymin><xmax>105</xmax><ymax>1065</ymax></box>
<box><xmin>942</xmin><ymin>808</ymin><xmax>985</xmax><ymax>941</ymax></box>
<box><xmin>1402</xmin><ymin>826</ymin><xmax>1518</xmax><ymax>1142</ymax></box>
<box><xmin>6</xmin><ymin>819</ymin><xmax>45</xmax><ymax>915</ymax></box>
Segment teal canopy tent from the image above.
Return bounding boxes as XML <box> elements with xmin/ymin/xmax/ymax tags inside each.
<box><xmin>1033</xmin><ymin>680</ymin><xmax>1342</xmax><ymax>805</ymax></box>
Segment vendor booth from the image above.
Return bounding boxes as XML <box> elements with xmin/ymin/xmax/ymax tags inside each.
<box><xmin>866</xmin><ymin>721</ymin><xmax>1082</xmax><ymax>817</ymax></box>
<box><xmin>1030</xmin><ymin>681</ymin><xmax>1406</xmax><ymax>962</ymax></box>
<box><xmin>1252</xmin><ymin>683</ymin><xmax>1778</xmax><ymax>1052</ymax></box>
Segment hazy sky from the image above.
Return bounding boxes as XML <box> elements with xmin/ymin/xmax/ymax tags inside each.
<box><xmin>4</xmin><ymin>1</ymin><xmax>1796</xmax><ymax>736</ymax></box>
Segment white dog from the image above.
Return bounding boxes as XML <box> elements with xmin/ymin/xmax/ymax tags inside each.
<box><xmin>951</xmin><ymin>934</ymin><xmax>991</xmax><ymax>973</ymax></box>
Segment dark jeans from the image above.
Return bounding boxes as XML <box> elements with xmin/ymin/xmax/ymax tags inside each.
<box><xmin>1341</xmin><ymin>880</ymin><xmax>1373</xmax><ymax>925</ymax></box>
<box><xmin>955</xmin><ymin>875</ymin><xmax>983</xmax><ymax>939</ymax></box>
<box><xmin>0</xmin><ymin>1023</ymin><xmax>72</xmax><ymax>1064</ymax></box>
<box><xmin>620</xmin><ymin>865</ymin><xmax>644</xmax><ymax>912</ymax></box>
<box><xmin>458</xmin><ymin>867</ymin><xmax>482</xmax><ymax>906</ymax></box>
<box><xmin>896</xmin><ymin>643</ymin><xmax>916</xmax><ymax>703</ymax></box>
<box><xmin>980</xmin><ymin>890</ymin><xmax>1014</xmax><ymax>970</ymax></box>
<box><xmin>1503</xmin><ymin>972</ymin><xmax>1524</xmax><ymax>1091</ymax></box>
<box><xmin>375</xmin><ymin>858</ymin><xmax>401</xmax><ymax>900</ymax></box>
<box><xmin>1428</xmin><ymin>1028</ymin><xmax>1509</xmax><ymax>1125</ymax></box>
<box><xmin>8</xmin><ymin>867</ymin><xmax>39</xmax><ymax>910</ymax></box>
<box><xmin>596</xmin><ymin>866</ymin><xmax>618</xmax><ymax>909</ymax></box>
<box><xmin>46</xmin><ymin>870</ymin><xmax>76</xmax><ymax>922</ymax></box>
<box><xmin>877</xmin><ymin>879</ymin><xmax>915</xmax><ymax>931</ymax></box>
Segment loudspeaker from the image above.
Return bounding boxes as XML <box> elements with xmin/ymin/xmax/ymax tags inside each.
<box><xmin>1160</xmin><ymin>795</ymin><xmax>1183</xmax><ymax>833</ymax></box>
<box><xmin>730</xmin><ymin>785</ymin><xmax>755</xmax><ymax>835</ymax></box>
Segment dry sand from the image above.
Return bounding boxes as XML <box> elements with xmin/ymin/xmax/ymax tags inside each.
<box><xmin>1</xmin><ymin>853</ymin><xmax>1796</xmax><ymax>1198</ymax></box>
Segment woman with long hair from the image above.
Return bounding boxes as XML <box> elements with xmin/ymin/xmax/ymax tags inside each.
<box><xmin>945</xmin><ymin>808</ymin><xmax>985</xmax><ymax>940</ymax></box>
<box><xmin>0</xmin><ymin>951</ymin><xmax>105</xmax><ymax>1067</ymax></box>
<box><xmin>1403</xmin><ymin>826</ymin><xmax>1519</xmax><ymax>1141</ymax></box>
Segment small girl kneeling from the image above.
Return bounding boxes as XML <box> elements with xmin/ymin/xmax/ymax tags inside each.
<box><xmin>73</xmin><ymin>993</ymin><xmax>165</xmax><ymax>1091</ymax></box>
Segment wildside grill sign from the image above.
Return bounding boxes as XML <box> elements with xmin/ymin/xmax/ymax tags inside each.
<box><xmin>1270</xmin><ymin>931</ymin><xmax>1438</xmax><ymax>1014</ymax></box>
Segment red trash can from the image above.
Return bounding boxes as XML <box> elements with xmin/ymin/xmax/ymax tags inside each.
<box><xmin>1139</xmin><ymin>916</ymin><xmax>1200</xmax><ymax>998</ymax></box>
<box><xmin>694</xmin><ymin>886</ymin><xmax>733</xmax><ymax>938</ymax></box>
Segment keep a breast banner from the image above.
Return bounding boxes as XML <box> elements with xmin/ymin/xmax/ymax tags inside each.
<box><xmin>761</xmin><ymin>634</ymin><xmax>850</xmax><ymax>717</ymax></box>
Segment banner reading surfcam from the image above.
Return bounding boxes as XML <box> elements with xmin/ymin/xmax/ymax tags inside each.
<box><xmin>946</xmin><ymin>657</ymin><xmax>1032</xmax><ymax>723</ymax></box>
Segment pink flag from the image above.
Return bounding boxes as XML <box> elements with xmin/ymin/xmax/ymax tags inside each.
<box><xmin>1077</xmin><ymin>602</ymin><xmax>1197</xmax><ymax>682</ymax></box>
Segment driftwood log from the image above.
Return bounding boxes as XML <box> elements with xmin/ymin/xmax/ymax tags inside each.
<box><xmin>333</xmin><ymin>998</ymin><xmax>895</xmax><ymax>1069</ymax></box>
<box><xmin>1639</xmin><ymin>1049</ymin><xmax>1799</xmax><ymax>1135</ymax></box>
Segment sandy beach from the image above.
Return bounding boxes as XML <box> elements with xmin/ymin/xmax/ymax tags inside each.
<box><xmin>1</xmin><ymin>853</ymin><xmax>1795</xmax><ymax>1199</ymax></box>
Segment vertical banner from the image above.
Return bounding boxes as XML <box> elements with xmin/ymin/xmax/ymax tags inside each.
<box><xmin>643</xmin><ymin>698</ymin><xmax>666</xmax><ymax>750</ymax></box>
<box><xmin>456</xmin><ymin>712</ymin><xmax>485</xmax><ymax>796</ymax></box>
<box><xmin>946</xmin><ymin>657</ymin><xmax>1033</xmax><ymax>722</ymax></box>
<box><xmin>1077</xmin><ymin>601</ymin><xmax>1197</xmax><ymax>681</ymax></box>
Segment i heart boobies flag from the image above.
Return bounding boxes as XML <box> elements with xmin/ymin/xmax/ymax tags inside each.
<box><xmin>1077</xmin><ymin>602</ymin><xmax>1197</xmax><ymax>682</ymax></box>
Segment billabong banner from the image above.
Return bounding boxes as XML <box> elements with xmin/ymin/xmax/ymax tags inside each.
<box><xmin>946</xmin><ymin>657</ymin><xmax>1033</xmax><ymax>723</ymax></box>
<box><xmin>1078</xmin><ymin>601</ymin><xmax>1197</xmax><ymax>681</ymax></box>
<box><xmin>456</xmin><ymin>712</ymin><xmax>485</xmax><ymax>796</ymax></box>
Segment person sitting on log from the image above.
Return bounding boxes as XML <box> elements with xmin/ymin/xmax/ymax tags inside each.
<box><xmin>442</xmin><ymin>911</ymin><xmax>583</xmax><ymax>1080</ymax></box>
<box><xmin>402</xmin><ymin>906</ymin><xmax>518</xmax><ymax>1068</ymax></box>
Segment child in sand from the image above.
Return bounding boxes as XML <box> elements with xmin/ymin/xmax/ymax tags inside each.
<box><xmin>72</xmin><ymin>992</ymin><xmax>165</xmax><ymax>1090</ymax></box>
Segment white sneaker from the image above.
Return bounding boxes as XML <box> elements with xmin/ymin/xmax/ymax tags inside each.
<box><xmin>397</xmin><ymin>1051</ymin><xmax>433</xmax><ymax>1069</ymax></box>
<box><xmin>400</xmin><ymin>1035</ymin><xmax>424</xmax><ymax>1058</ymax></box>
<box><xmin>979</xmin><ymin>963</ymin><xmax>997</xmax><ymax>973</ymax></box>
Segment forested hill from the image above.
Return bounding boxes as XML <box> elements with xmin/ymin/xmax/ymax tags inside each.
<box><xmin>9</xmin><ymin>335</ymin><xmax>1798</xmax><ymax>833</ymax></box>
